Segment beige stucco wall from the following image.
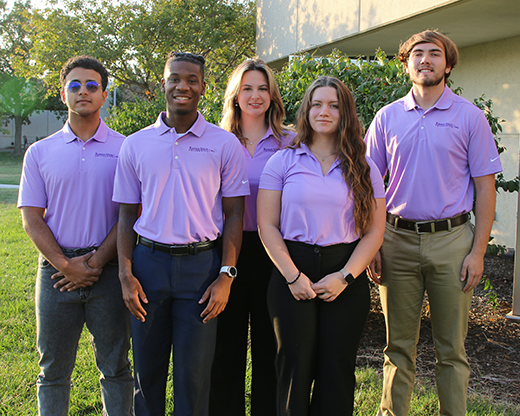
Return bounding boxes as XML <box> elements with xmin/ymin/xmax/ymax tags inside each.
<box><xmin>257</xmin><ymin>0</ymin><xmax>454</xmax><ymax>62</ymax></box>
<box><xmin>360</xmin><ymin>0</ymin><xmax>451</xmax><ymax>29</ymax></box>
<box><xmin>452</xmin><ymin>36</ymin><xmax>520</xmax><ymax>248</ymax></box>
<box><xmin>257</xmin><ymin>0</ymin><xmax>357</xmax><ymax>61</ymax></box>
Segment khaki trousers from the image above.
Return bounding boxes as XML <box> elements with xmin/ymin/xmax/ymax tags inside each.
<box><xmin>378</xmin><ymin>221</ymin><xmax>474</xmax><ymax>416</ymax></box>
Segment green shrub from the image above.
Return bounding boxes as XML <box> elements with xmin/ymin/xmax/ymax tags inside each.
<box><xmin>275</xmin><ymin>49</ymin><xmax>411</xmax><ymax>128</ymax></box>
<box><xmin>106</xmin><ymin>92</ymin><xmax>165</xmax><ymax>137</ymax></box>
<box><xmin>106</xmin><ymin>85</ymin><xmax>223</xmax><ymax>136</ymax></box>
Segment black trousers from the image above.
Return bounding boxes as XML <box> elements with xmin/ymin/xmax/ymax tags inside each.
<box><xmin>267</xmin><ymin>240</ymin><xmax>370</xmax><ymax>416</ymax></box>
<box><xmin>210</xmin><ymin>231</ymin><xmax>277</xmax><ymax>416</ymax></box>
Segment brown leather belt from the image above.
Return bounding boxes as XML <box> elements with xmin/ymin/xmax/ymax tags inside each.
<box><xmin>138</xmin><ymin>236</ymin><xmax>217</xmax><ymax>256</ymax></box>
<box><xmin>386</xmin><ymin>212</ymin><xmax>469</xmax><ymax>234</ymax></box>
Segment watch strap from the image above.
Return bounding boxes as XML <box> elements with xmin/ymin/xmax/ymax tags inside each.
<box><xmin>340</xmin><ymin>268</ymin><xmax>355</xmax><ymax>285</ymax></box>
<box><xmin>220</xmin><ymin>266</ymin><xmax>237</xmax><ymax>278</ymax></box>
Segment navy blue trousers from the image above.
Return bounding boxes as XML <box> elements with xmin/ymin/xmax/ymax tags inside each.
<box><xmin>131</xmin><ymin>243</ymin><xmax>220</xmax><ymax>416</ymax></box>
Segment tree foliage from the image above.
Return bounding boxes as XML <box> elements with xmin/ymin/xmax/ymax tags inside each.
<box><xmin>24</xmin><ymin>0</ymin><xmax>256</xmax><ymax>96</ymax></box>
<box><xmin>0</xmin><ymin>0</ymin><xmax>50</xmax><ymax>155</ymax></box>
<box><xmin>1</xmin><ymin>0</ymin><xmax>254</xmax><ymax>152</ymax></box>
<box><xmin>0</xmin><ymin>0</ymin><xmax>32</xmax><ymax>72</ymax></box>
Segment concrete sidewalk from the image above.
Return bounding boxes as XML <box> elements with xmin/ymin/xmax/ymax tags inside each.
<box><xmin>0</xmin><ymin>184</ymin><xmax>19</xmax><ymax>188</ymax></box>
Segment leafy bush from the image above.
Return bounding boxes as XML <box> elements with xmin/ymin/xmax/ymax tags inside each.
<box><xmin>106</xmin><ymin>85</ymin><xmax>224</xmax><ymax>136</ymax></box>
<box><xmin>275</xmin><ymin>49</ymin><xmax>411</xmax><ymax>128</ymax></box>
<box><xmin>106</xmin><ymin>91</ymin><xmax>165</xmax><ymax>137</ymax></box>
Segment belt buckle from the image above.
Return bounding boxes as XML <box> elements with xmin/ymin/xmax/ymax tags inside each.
<box><xmin>414</xmin><ymin>220</ymin><xmax>435</xmax><ymax>234</ymax></box>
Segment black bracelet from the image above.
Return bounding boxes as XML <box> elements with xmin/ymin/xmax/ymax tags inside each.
<box><xmin>286</xmin><ymin>270</ymin><xmax>301</xmax><ymax>285</ymax></box>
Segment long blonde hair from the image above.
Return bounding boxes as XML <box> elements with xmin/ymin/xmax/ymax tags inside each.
<box><xmin>221</xmin><ymin>59</ymin><xmax>288</xmax><ymax>146</ymax></box>
<box><xmin>293</xmin><ymin>76</ymin><xmax>375</xmax><ymax>236</ymax></box>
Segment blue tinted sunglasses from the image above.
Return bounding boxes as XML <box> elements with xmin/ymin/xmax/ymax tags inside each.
<box><xmin>67</xmin><ymin>81</ymin><xmax>101</xmax><ymax>93</ymax></box>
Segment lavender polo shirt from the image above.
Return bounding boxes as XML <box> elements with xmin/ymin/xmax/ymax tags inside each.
<box><xmin>113</xmin><ymin>112</ymin><xmax>249</xmax><ymax>245</ymax></box>
<box><xmin>365</xmin><ymin>86</ymin><xmax>503</xmax><ymax>221</ymax></box>
<box><xmin>259</xmin><ymin>144</ymin><xmax>385</xmax><ymax>246</ymax></box>
<box><xmin>18</xmin><ymin>119</ymin><xmax>125</xmax><ymax>248</ymax></box>
<box><xmin>242</xmin><ymin>128</ymin><xmax>295</xmax><ymax>231</ymax></box>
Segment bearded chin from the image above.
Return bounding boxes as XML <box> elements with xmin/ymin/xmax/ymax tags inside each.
<box><xmin>422</xmin><ymin>75</ymin><xmax>445</xmax><ymax>87</ymax></box>
<box><xmin>423</xmin><ymin>77</ymin><xmax>444</xmax><ymax>87</ymax></box>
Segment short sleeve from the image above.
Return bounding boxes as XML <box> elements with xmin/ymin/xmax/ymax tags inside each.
<box><xmin>365</xmin><ymin>112</ymin><xmax>388</xmax><ymax>178</ymax></box>
<box><xmin>467</xmin><ymin>109</ymin><xmax>502</xmax><ymax>178</ymax></box>
<box><xmin>18</xmin><ymin>145</ymin><xmax>47</xmax><ymax>209</ymax></box>
<box><xmin>259</xmin><ymin>150</ymin><xmax>285</xmax><ymax>191</ymax></box>
<box><xmin>220</xmin><ymin>136</ymin><xmax>250</xmax><ymax>198</ymax></box>
<box><xmin>112</xmin><ymin>140</ymin><xmax>142</xmax><ymax>204</ymax></box>
<box><xmin>367</xmin><ymin>156</ymin><xmax>386</xmax><ymax>199</ymax></box>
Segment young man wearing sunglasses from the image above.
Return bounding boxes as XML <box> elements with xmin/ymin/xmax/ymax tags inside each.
<box><xmin>113</xmin><ymin>52</ymin><xmax>248</xmax><ymax>415</ymax></box>
<box><xmin>18</xmin><ymin>55</ymin><xmax>133</xmax><ymax>416</ymax></box>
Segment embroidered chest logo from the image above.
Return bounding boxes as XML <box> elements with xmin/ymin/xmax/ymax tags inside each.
<box><xmin>188</xmin><ymin>146</ymin><xmax>216</xmax><ymax>153</ymax></box>
<box><xmin>434</xmin><ymin>122</ymin><xmax>459</xmax><ymax>130</ymax></box>
<box><xmin>95</xmin><ymin>152</ymin><xmax>118</xmax><ymax>158</ymax></box>
<box><xmin>263</xmin><ymin>147</ymin><xmax>278</xmax><ymax>153</ymax></box>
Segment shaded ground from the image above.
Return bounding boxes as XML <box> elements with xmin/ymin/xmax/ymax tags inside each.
<box><xmin>358</xmin><ymin>255</ymin><xmax>520</xmax><ymax>407</ymax></box>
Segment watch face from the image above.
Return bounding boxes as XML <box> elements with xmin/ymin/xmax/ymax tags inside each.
<box><xmin>221</xmin><ymin>266</ymin><xmax>237</xmax><ymax>278</ymax></box>
<box><xmin>345</xmin><ymin>273</ymin><xmax>355</xmax><ymax>285</ymax></box>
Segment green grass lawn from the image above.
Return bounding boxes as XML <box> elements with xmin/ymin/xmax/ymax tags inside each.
<box><xmin>0</xmin><ymin>151</ymin><xmax>24</xmax><ymax>185</ymax></box>
<box><xmin>0</xmin><ymin>154</ymin><xmax>518</xmax><ymax>415</ymax></box>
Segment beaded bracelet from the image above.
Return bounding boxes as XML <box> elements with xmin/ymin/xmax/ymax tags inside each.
<box><xmin>286</xmin><ymin>270</ymin><xmax>301</xmax><ymax>285</ymax></box>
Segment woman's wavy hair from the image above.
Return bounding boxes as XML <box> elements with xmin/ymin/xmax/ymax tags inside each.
<box><xmin>220</xmin><ymin>59</ymin><xmax>289</xmax><ymax>146</ymax></box>
<box><xmin>293</xmin><ymin>76</ymin><xmax>375</xmax><ymax>236</ymax></box>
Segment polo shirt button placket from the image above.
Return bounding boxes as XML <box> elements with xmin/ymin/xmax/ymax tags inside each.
<box><xmin>419</xmin><ymin>112</ymin><xmax>426</xmax><ymax>139</ymax></box>
<box><xmin>80</xmin><ymin>142</ymin><xmax>87</xmax><ymax>172</ymax></box>
<box><xmin>172</xmin><ymin>132</ymin><xmax>180</xmax><ymax>168</ymax></box>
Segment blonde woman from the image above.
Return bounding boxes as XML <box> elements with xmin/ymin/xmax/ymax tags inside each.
<box><xmin>210</xmin><ymin>59</ymin><xmax>295</xmax><ymax>416</ymax></box>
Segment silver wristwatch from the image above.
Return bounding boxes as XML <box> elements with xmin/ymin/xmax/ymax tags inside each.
<box><xmin>220</xmin><ymin>266</ymin><xmax>238</xmax><ymax>278</ymax></box>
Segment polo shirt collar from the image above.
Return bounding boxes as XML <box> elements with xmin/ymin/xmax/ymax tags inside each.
<box><xmin>295</xmin><ymin>143</ymin><xmax>310</xmax><ymax>156</ymax></box>
<box><xmin>433</xmin><ymin>85</ymin><xmax>454</xmax><ymax>110</ymax></box>
<box><xmin>258</xmin><ymin>126</ymin><xmax>274</xmax><ymax>144</ymax></box>
<box><xmin>403</xmin><ymin>85</ymin><xmax>454</xmax><ymax>112</ymax></box>
<box><xmin>403</xmin><ymin>89</ymin><xmax>417</xmax><ymax>111</ymax></box>
<box><xmin>62</xmin><ymin>118</ymin><xmax>108</xmax><ymax>143</ymax></box>
<box><xmin>155</xmin><ymin>111</ymin><xmax>207</xmax><ymax>137</ymax></box>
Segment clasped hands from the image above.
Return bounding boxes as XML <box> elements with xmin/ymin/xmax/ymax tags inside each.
<box><xmin>288</xmin><ymin>271</ymin><xmax>348</xmax><ymax>302</ymax></box>
<box><xmin>51</xmin><ymin>251</ymin><xmax>102</xmax><ymax>292</ymax></box>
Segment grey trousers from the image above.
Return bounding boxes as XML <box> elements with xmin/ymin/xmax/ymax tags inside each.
<box><xmin>35</xmin><ymin>249</ymin><xmax>133</xmax><ymax>416</ymax></box>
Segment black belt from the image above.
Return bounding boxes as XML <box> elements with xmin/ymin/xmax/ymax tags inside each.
<box><xmin>386</xmin><ymin>212</ymin><xmax>469</xmax><ymax>234</ymax></box>
<box><xmin>138</xmin><ymin>236</ymin><xmax>217</xmax><ymax>256</ymax></box>
<box><xmin>61</xmin><ymin>246</ymin><xmax>98</xmax><ymax>258</ymax></box>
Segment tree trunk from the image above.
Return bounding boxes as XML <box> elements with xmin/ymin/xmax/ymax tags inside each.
<box><xmin>12</xmin><ymin>115</ymin><xmax>23</xmax><ymax>156</ymax></box>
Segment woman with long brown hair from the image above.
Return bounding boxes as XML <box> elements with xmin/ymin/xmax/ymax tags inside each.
<box><xmin>257</xmin><ymin>76</ymin><xmax>386</xmax><ymax>415</ymax></box>
<box><xmin>210</xmin><ymin>59</ymin><xmax>295</xmax><ymax>416</ymax></box>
